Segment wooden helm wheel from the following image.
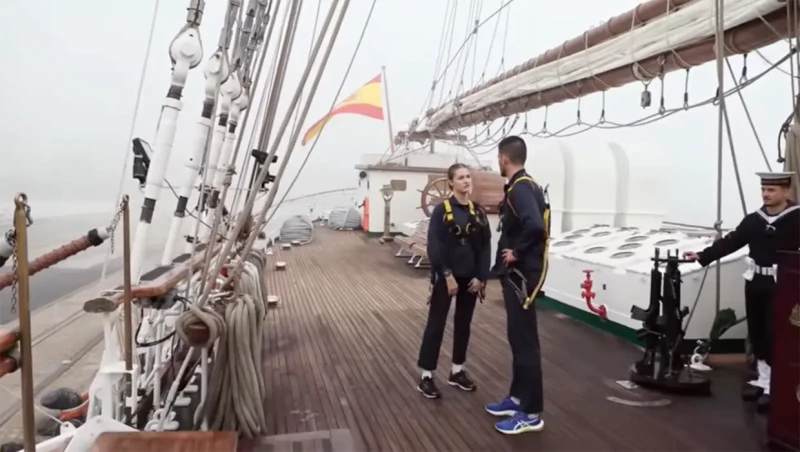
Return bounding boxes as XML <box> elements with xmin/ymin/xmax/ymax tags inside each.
<box><xmin>418</xmin><ymin>176</ymin><xmax>451</xmax><ymax>217</ymax></box>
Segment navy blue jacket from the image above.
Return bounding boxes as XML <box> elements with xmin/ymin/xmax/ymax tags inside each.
<box><xmin>427</xmin><ymin>197</ymin><xmax>492</xmax><ymax>281</ymax></box>
<box><xmin>495</xmin><ymin>170</ymin><xmax>547</xmax><ymax>275</ymax></box>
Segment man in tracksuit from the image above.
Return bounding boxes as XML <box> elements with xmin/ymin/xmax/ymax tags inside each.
<box><xmin>485</xmin><ymin>135</ymin><xmax>549</xmax><ymax>435</ymax></box>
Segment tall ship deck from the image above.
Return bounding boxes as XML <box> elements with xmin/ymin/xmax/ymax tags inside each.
<box><xmin>239</xmin><ymin>227</ymin><xmax>765</xmax><ymax>451</ymax></box>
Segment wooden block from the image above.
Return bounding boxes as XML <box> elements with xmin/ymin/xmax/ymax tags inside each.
<box><xmin>90</xmin><ymin>431</ymin><xmax>238</xmax><ymax>452</ymax></box>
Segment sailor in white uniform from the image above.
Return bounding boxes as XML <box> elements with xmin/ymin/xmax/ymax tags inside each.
<box><xmin>684</xmin><ymin>171</ymin><xmax>799</xmax><ymax>413</ymax></box>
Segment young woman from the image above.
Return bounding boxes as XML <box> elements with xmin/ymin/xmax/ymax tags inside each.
<box><xmin>416</xmin><ymin>163</ymin><xmax>492</xmax><ymax>399</ymax></box>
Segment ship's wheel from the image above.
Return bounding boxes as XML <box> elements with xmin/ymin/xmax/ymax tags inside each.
<box><xmin>418</xmin><ymin>176</ymin><xmax>451</xmax><ymax>217</ymax></box>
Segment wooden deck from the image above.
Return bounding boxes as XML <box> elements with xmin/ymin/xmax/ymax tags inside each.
<box><xmin>242</xmin><ymin>227</ymin><xmax>766</xmax><ymax>451</ymax></box>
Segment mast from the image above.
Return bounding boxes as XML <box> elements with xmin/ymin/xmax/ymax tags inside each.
<box><xmin>713</xmin><ymin>0</ymin><xmax>725</xmax><ymax>319</ymax></box>
<box><xmin>130</xmin><ymin>0</ymin><xmax>204</xmax><ymax>280</ymax></box>
<box><xmin>382</xmin><ymin>66</ymin><xmax>396</xmax><ymax>155</ymax></box>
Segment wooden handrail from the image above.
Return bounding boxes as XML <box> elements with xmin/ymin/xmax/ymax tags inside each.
<box><xmin>83</xmin><ymin>244</ymin><xmax>221</xmax><ymax>312</ymax></box>
<box><xmin>0</xmin><ymin>243</ymin><xmax>221</xmax><ymax>365</ymax></box>
<box><xmin>132</xmin><ymin>244</ymin><xmax>220</xmax><ymax>299</ymax></box>
<box><xmin>0</xmin><ymin>242</ymin><xmax>222</xmax><ymax>382</ymax></box>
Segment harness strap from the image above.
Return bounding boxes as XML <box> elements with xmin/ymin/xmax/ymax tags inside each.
<box><xmin>443</xmin><ymin>199</ymin><xmax>477</xmax><ymax>225</ymax></box>
<box><xmin>504</xmin><ymin>175</ymin><xmax>553</xmax><ymax>310</ymax></box>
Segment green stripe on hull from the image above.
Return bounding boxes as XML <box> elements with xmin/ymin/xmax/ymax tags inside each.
<box><xmin>537</xmin><ymin>294</ymin><xmax>744</xmax><ymax>354</ymax></box>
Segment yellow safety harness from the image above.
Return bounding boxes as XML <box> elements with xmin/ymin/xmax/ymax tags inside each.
<box><xmin>505</xmin><ymin>175</ymin><xmax>551</xmax><ymax>310</ymax></box>
<box><xmin>442</xmin><ymin>198</ymin><xmax>478</xmax><ymax>237</ymax></box>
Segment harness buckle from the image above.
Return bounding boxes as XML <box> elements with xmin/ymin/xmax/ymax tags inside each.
<box><xmin>506</xmin><ymin>268</ymin><xmax>529</xmax><ymax>303</ymax></box>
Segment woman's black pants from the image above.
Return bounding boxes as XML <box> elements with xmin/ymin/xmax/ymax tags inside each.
<box><xmin>417</xmin><ymin>277</ymin><xmax>478</xmax><ymax>371</ymax></box>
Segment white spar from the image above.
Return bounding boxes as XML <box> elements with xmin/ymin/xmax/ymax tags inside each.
<box><xmin>161</xmin><ymin>50</ymin><xmax>229</xmax><ymax>264</ymax></box>
<box><xmin>200</xmin><ymin>53</ymin><xmax>232</xmax><ymax>232</ymax></box>
<box><xmin>419</xmin><ymin>0</ymin><xmax>786</xmax><ymax>132</ymax></box>
<box><xmin>130</xmin><ymin>20</ymin><xmax>203</xmax><ymax>280</ymax></box>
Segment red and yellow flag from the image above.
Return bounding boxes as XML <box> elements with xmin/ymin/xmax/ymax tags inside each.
<box><xmin>301</xmin><ymin>73</ymin><xmax>384</xmax><ymax>145</ymax></box>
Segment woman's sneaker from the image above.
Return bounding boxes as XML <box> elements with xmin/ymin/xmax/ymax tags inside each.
<box><xmin>417</xmin><ymin>376</ymin><xmax>441</xmax><ymax>399</ymax></box>
<box><xmin>448</xmin><ymin>371</ymin><xmax>476</xmax><ymax>391</ymax></box>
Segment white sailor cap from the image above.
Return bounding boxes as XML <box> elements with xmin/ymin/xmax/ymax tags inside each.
<box><xmin>756</xmin><ymin>171</ymin><xmax>795</xmax><ymax>187</ymax></box>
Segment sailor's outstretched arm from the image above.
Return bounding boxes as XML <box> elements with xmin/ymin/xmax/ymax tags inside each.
<box><xmin>696</xmin><ymin>215</ymin><xmax>754</xmax><ymax>266</ymax></box>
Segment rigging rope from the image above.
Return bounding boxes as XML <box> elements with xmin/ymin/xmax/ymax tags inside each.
<box><xmin>197</xmin><ymin>0</ymin><xmax>303</xmax><ymax>302</ymax></box>
<box><xmin>289</xmin><ymin>0</ymin><xmax>322</xmax><ymax>138</ymax></box>
<box><xmin>231</xmin><ymin>0</ymin><xmax>286</xmax><ymax>217</ymax></box>
<box><xmin>187</xmin><ymin>0</ymin><xmax>250</xmax><ymax>291</ymax></box>
<box><xmin>437</xmin><ymin>1</ymin><xmax>460</xmax><ymax>108</ymax></box>
<box><xmin>230</xmin><ymin>0</ymin><xmax>352</xmax><ymax>265</ymax></box>
<box><xmin>447</xmin><ymin>0</ymin><xmax>477</xmax><ymax>101</ymax></box>
<box><xmin>263</xmin><ymin>0</ymin><xmax>377</xmax><ymax>226</ymax></box>
<box><xmin>133</xmin><ymin>2</ymin><xmax>275</xmax><ymax>408</ymax></box>
<box><xmin>100</xmin><ymin>0</ymin><xmax>161</xmax><ymax>285</ymax></box>
<box><xmin>434</xmin><ymin>0</ymin><xmax>515</xmax><ymax>103</ymax></box>
<box><xmin>198</xmin><ymin>0</ymin><xmax>343</xmax><ymax>308</ymax></box>
<box><xmin>424</xmin><ymin>0</ymin><xmax>454</xmax><ymax>112</ymax></box>
<box><xmin>479</xmin><ymin>1</ymin><xmax>504</xmax><ymax>83</ymax></box>
<box><xmin>725</xmin><ymin>58</ymin><xmax>773</xmax><ymax>171</ymax></box>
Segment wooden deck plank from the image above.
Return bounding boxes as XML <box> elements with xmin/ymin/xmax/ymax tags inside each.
<box><xmin>250</xmin><ymin>228</ymin><xmax>765</xmax><ymax>451</ymax></box>
<box><xmin>286</xmin><ymin>243</ymin><xmax>426</xmax><ymax>451</ymax></box>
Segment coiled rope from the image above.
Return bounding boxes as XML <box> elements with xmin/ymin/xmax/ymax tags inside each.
<box><xmin>175</xmin><ymin>249</ymin><xmax>269</xmax><ymax>438</ymax></box>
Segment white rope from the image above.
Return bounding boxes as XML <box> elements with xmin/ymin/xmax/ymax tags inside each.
<box><xmin>175</xmin><ymin>250</ymin><xmax>268</xmax><ymax>437</ymax></box>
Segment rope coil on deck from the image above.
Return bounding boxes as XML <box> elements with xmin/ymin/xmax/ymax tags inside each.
<box><xmin>176</xmin><ymin>249</ymin><xmax>269</xmax><ymax>437</ymax></box>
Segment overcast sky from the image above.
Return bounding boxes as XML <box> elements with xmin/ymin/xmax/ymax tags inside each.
<box><xmin>0</xmin><ymin>0</ymin><xmax>794</xmax><ymax>227</ymax></box>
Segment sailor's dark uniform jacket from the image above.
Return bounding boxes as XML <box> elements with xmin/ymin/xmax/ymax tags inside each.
<box><xmin>697</xmin><ymin>203</ymin><xmax>800</xmax><ymax>280</ymax></box>
<box><xmin>494</xmin><ymin>170</ymin><xmax>550</xmax><ymax>277</ymax></box>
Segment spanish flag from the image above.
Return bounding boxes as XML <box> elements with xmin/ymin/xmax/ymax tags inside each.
<box><xmin>301</xmin><ymin>73</ymin><xmax>384</xmax><ymax>145</ymax></box>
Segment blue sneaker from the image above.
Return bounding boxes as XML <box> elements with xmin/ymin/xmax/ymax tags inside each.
<box><xmin>485</xmin><ymin>396</ymin><xmax>520</xmax><ymax>417</ymax></box>
<box><xmin>495</xmin><ymin>412</ymin><xmax>544</xmax><ymax>434</ymax></box>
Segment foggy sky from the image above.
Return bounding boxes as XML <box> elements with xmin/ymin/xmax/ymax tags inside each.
<box><xmin>0</xmin><ymin>0</ymin><xmax>794</xmax><ymax>227</ymax></box>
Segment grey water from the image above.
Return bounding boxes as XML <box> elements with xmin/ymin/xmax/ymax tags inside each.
<box><xmin>0</xmin><ymin>191</ymin><xmax>361</xmax><ymax>324</ymax></box>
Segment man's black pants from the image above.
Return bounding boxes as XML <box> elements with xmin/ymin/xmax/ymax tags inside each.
<box><xmin>502</xmin><ymin>274</ymin><xmax>544</xmax><ymax>414</ymax></box>
<box><xmin>418</xmin><ymin>277</ymin><xmax>478</xmax><ymax>371</ymax></box>
<box><xmin>745</xmin><ymin>275</ymin><xmax>775</xmax><ymax>365</ymax></box>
